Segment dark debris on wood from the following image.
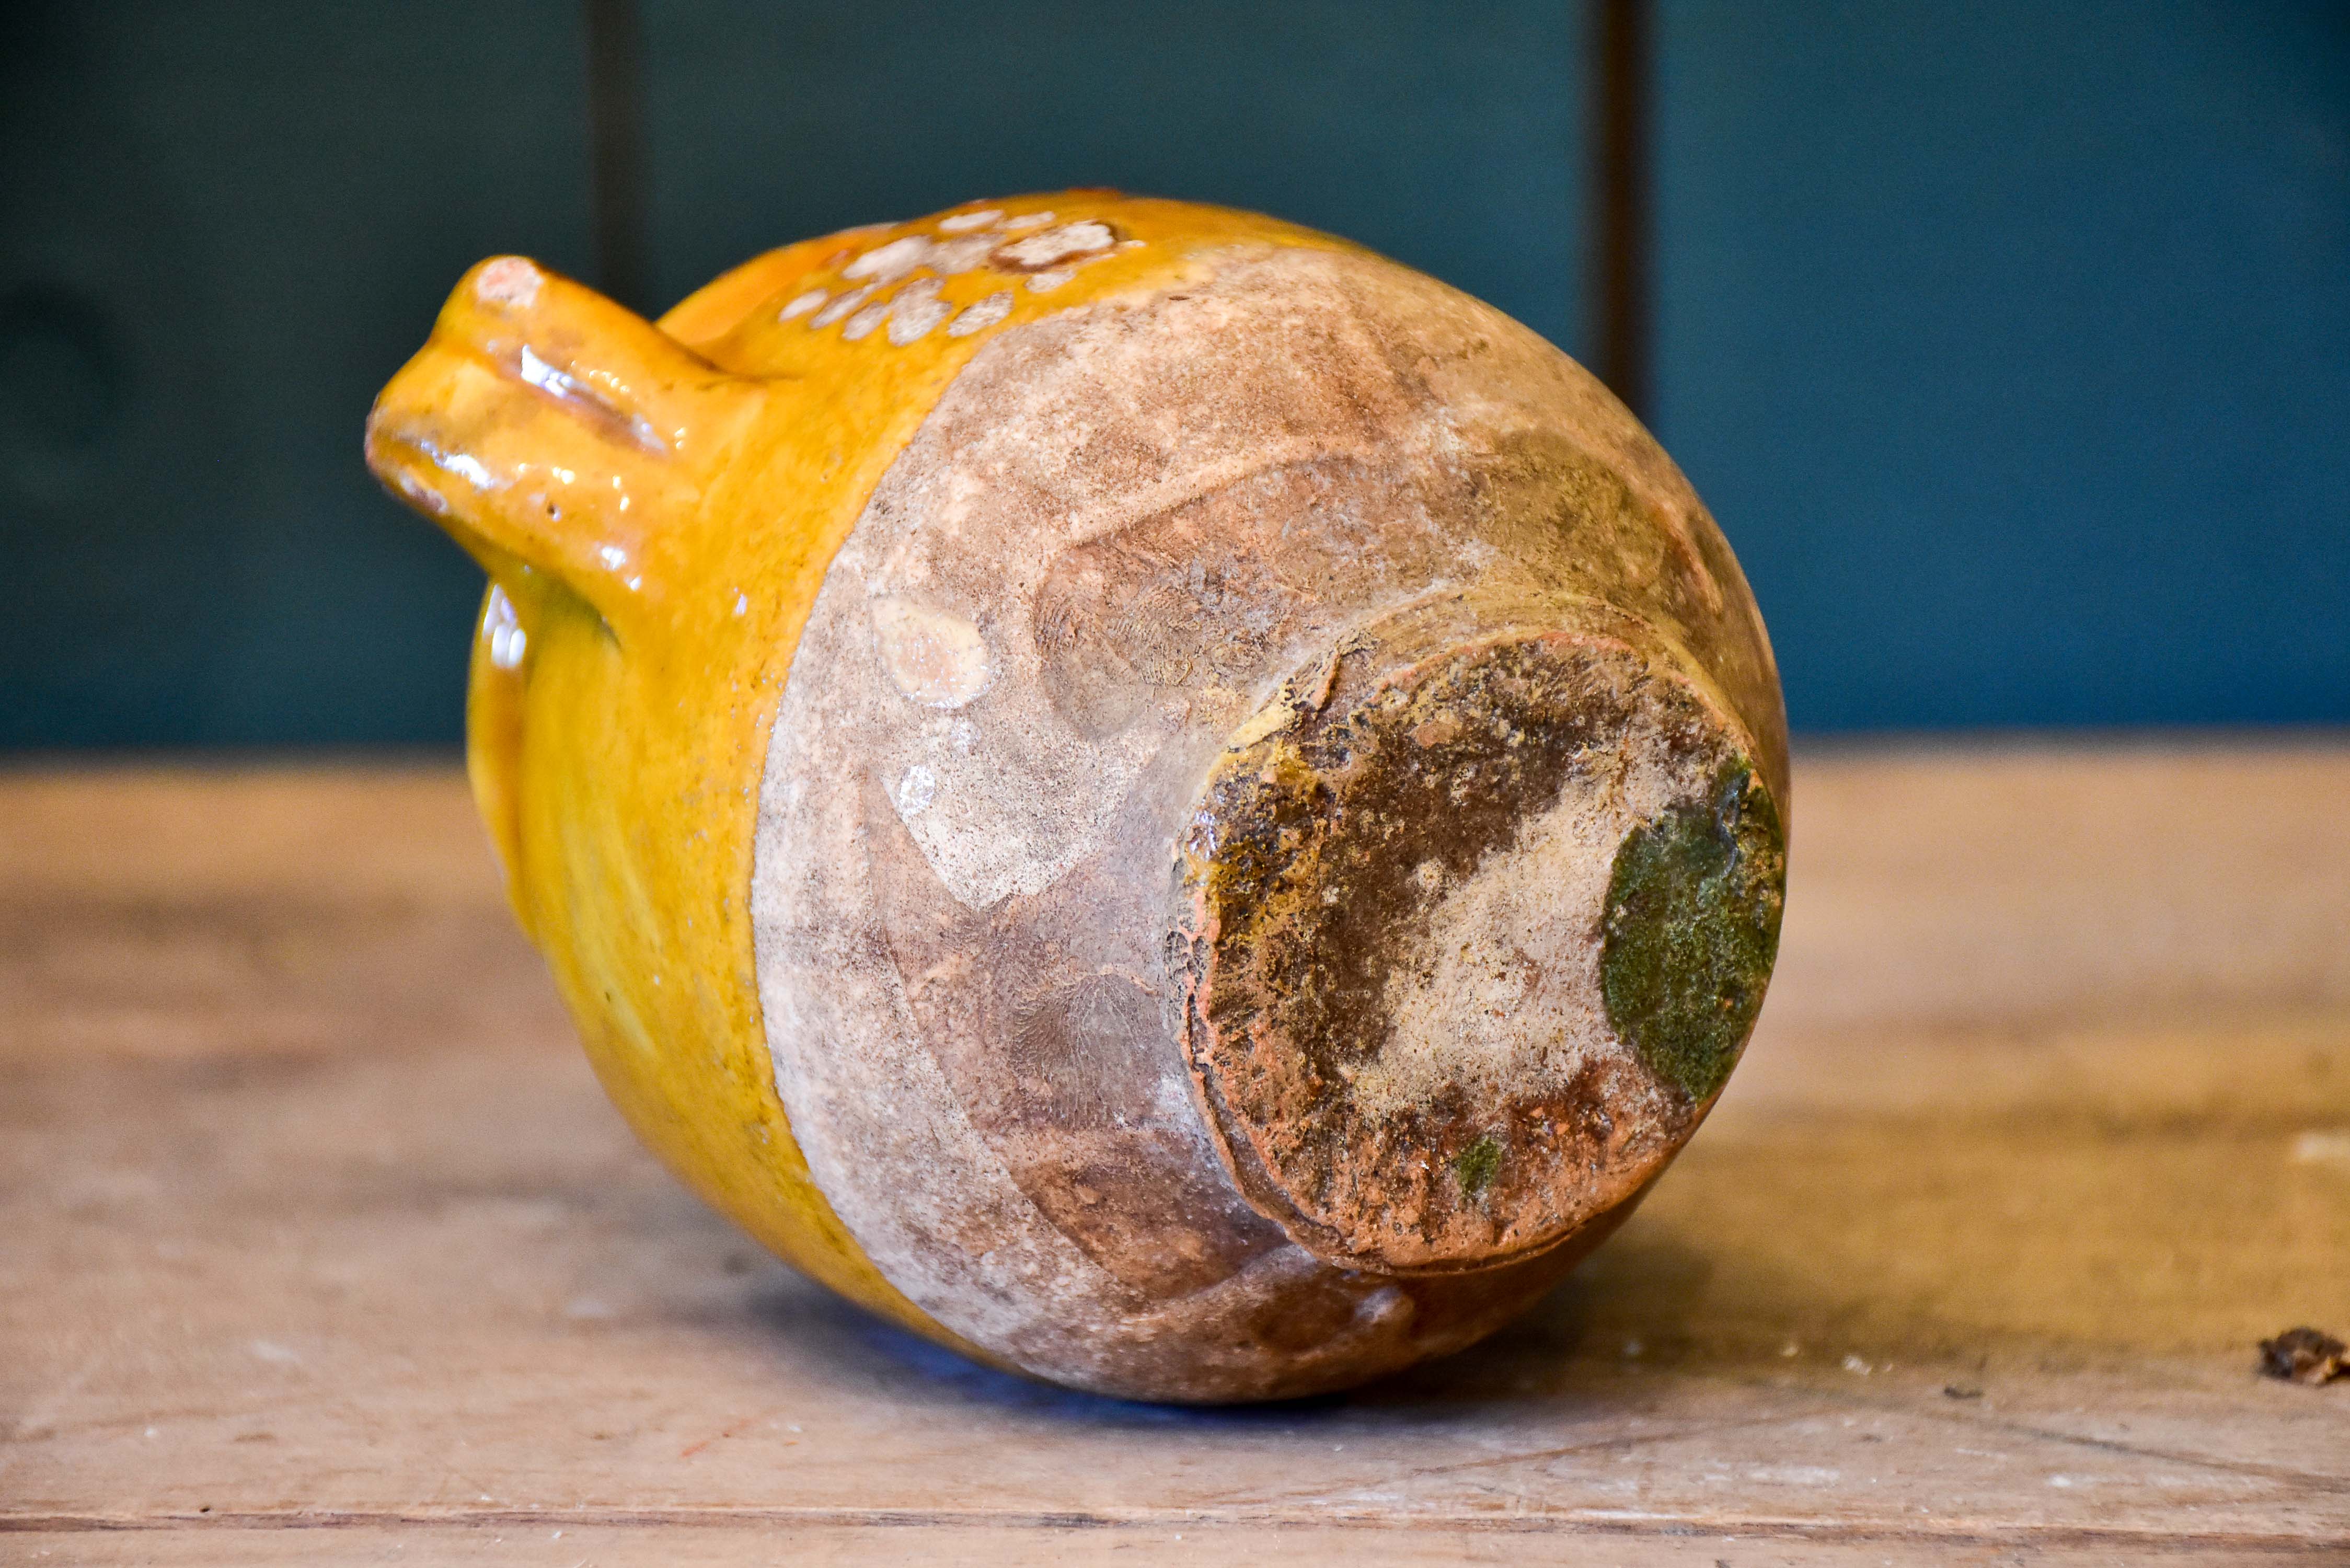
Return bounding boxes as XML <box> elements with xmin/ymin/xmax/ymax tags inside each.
<box><xmin>2259</xmin><ymin>1326</ymin><xmax>2348</xmax><ymax>1386</ymax></box>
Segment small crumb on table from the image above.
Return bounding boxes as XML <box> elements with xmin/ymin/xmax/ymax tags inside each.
<box><xmin>2259</xmin><ymin>1326</ymin><xmax>2348</xmax><ymax>1386</ymax></box>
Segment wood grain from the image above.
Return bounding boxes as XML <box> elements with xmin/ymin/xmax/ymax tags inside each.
<box><xmin>4</xmin><ymin>742</ymin><xmax>2347</xmax><ymax>1563</ymax></box>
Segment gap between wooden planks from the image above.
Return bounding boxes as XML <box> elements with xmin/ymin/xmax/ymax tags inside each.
<box><xmin>3</xmin><ymin>739</ymin><xmax>2347</xmax><ymax>1565</ymax></box>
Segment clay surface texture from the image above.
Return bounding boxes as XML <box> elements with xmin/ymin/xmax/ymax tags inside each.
<box><xmin>753</xmin><ymin>239</ymin><xmax>1780</xmax><ymax>1398</ymax></box>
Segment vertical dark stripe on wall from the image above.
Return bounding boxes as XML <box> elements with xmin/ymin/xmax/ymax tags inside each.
<box><xmin>1589</xmin><ymin>0</ymin><xmax>1651</xmax><ymax>422</ymax></box>
<box><xmin>584</xmin><ymin>0</ymin><xmax>652</xmax><ymax>313</ymax></box>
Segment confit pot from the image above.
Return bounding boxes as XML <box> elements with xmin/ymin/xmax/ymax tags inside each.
<box><xmin>365</xmin><ymin>193</ymin><xmax>1787</xmax><ymax>1402</ymax></box>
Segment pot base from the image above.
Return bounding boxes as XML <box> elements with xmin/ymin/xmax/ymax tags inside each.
<box><xmin>1176</xmin><ymin>606</ymin><xmax>1784</xmax><ymax>1274</ymax></box>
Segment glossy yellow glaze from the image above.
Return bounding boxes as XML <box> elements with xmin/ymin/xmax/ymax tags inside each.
<box><xmin>366</xmin><ymin>195</ymin><xmax>1352</xmax><ymax>1356</ymax></box>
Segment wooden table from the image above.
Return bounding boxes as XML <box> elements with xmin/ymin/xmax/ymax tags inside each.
<box><xmin>4</xmin><ymin>743</ymin><xmax>2347</xmax><ymax>1564</ymax></box>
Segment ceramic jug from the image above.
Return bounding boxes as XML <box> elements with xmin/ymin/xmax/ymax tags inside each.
<box><xmin>366</xmin><ymin>193</ymin><xmax>1787</xmax><ymax>1401</ymax></box>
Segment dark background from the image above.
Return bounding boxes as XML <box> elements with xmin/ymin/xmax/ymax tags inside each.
<box><xmin>2</xmin><ymin>1</ymin><xmax>2344</xmax><ymax>747</ymax></box>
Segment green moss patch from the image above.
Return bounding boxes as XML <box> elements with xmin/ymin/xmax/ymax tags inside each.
<box><xmin>1452</xmin><ymin>1135</ymin><xmax>1504</xmax><ymax>1197</ymax></box>
<box><xmin>1600</xmin><ymin>765</ymin><xmax>1786</xmax><ymax>1102</ymax></box>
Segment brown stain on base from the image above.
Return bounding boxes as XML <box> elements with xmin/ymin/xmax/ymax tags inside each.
<box><xmin>1176</xmin><ymin>619</ymin><xmax>1760</xmax><ymax>1274</ymax></box>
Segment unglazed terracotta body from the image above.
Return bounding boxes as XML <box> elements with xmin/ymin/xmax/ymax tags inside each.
<box><xmin>366</xmin><ymin>194</ymin><xmax>1788</xmax><ymax>1402</ymax></box>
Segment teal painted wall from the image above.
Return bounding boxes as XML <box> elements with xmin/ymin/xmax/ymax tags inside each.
<box><xmin>0</xmin><ymin>2</ymin><xmax>596</xmax><ymax>745</ymax></box>
<box><xmin>1</xmin><ymin>3</ymin><xmax>2342</xmax><ymax>745</ymax></box>
<box><xmin>1655</xmin><ymin>1</ymin><xmax>2350</xmax><ymax>729</ymax></box>
<box><xmin>637</xmin><ymin>2</ymin><xmax>1588</xmax><ymax>356</ymax></box>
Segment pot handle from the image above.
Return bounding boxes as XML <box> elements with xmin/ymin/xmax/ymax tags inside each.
<box><xmin>365</xmin><ymin>256</ymin><xmax>765</xmax><ymax>632</ymax></box>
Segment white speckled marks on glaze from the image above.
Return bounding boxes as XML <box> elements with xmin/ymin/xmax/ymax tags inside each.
<box><xmin>840</xmin><ymin>296</ymin><xmax>894</xmax><ymax>342</ymax></box>
<box><xmin>840</xmin><ymin>234</ymin><xmax>935</xmax><ymax>285</ymax></box>
<box><xmin>885</xmin><ymin>281</ymin><xmax>956</xmax><ymax>346</ymax></box>
<box><xmin>989</xmin><ymin>219</ymin><xmax>1116</xmax><ymax>272</ymax></box>
<box><xmin>807</xmin><ymin>286</ymin><xmax>874</xmax><ymax>330</ymax></box>
<box><xmin>946</xmin><ymin>292</ymin><xmax>1014</xmax><ymax>338</ymax></box>
<box><xmin>779</xmin><ymin>210</ymin><xmax>1124</xmax><ymax>347</ymax></box>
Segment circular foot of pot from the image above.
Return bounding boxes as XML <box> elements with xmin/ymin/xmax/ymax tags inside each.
<box><xmin>1172</xmin><ymin>603</ymin><xmax>1785</xmax><ymax>1274</ymax></box>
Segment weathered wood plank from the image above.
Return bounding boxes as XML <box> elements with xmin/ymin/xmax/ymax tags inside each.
<box><xmin>17</xmin><ymin>1521</ymin><xmax>2347</xmax><ymax>1566</ymax></box>
<box><xmin>4</xmin><ymin>1520</ymin><xmax>2341</xmax><ymax>1566</ymax></box>
<box><xmin>3</xmin><ymin>744</ymin><xmax>2346</xmax><ymax>1562</ymax></box>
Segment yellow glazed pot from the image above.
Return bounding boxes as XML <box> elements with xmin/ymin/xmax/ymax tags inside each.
<box><xmin>366</xmin><ymin>193</ymin><xmax>1787</xmax><ymax>1402</ymax></box>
